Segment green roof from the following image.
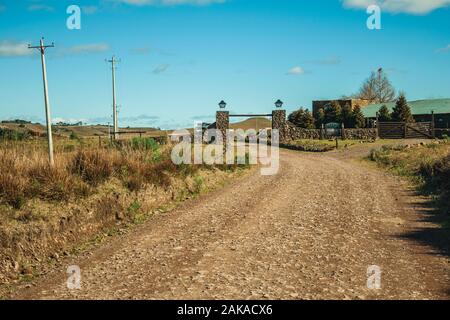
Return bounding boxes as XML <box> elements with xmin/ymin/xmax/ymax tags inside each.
<box><xmin>362</xmin><ymin>99</ymin><xmax>450</xmax><ymax>118</ymax></box>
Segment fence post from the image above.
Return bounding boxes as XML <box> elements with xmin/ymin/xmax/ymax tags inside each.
<box><xmin>341</xmin><ymin>123</ymin><xmax>345</xmax><ymax>140</ymax></box>
<box><xmin>403</xmin><ymin>122</ymin><xmax>407</xmax><ymax>138</ymax></box>
<box><xmin>431</xmin><ymin>111</ymin><xmax>435</xmax><ymax>138</ymax></box>
<box><xmin>320</xmin><ymin>124</ymin><xmax>324</xmax><ymax>140</ymax></box>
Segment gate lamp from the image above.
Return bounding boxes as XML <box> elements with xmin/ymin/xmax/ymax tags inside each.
<box><xmin>275</xmin><ymin>99</ymin><xmax>283</xmax><ymax>108</ymax></box>
<box><xmin>219</xmin><ymin>100</ymin><xmax>227</xmax><ymax>109</ymax></box>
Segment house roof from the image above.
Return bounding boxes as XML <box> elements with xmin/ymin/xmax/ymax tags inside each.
<box><xmin>362</xmin><ymin>99</ymin><xmax>450</xmax><ymax>118</ymax></box>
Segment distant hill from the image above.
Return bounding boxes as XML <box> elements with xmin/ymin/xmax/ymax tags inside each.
<box><xmin>0</xmin><ymin>123</ymin><xmax>165</xmax><ymax>139</ymax></box>
<box><xmin>229</xmin><ymin>117</ymin><xmax>272</xmax><ymax>130</ymax></box>
<box><xmin>0</xmin><ymin>117</ymin><xmax>273</xmax><ymax>140</ymax></box>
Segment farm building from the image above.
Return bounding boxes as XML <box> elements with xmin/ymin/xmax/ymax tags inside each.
<box><xmin>362</xmin><ymin>99</ymin><xmax>450</xmax><ymax>128</ymax></box>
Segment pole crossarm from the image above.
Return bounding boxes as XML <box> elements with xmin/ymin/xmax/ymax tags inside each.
<box><xmin>28</xmin><ymin>38</ymin><xmax>54</xmax><ymax>53</ymax></box>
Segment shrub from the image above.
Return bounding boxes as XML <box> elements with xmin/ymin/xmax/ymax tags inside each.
<box><xmin>69</xmin><ymin>131</ymin><xmax>79</xmax><ymax>140</ymax></box>
<box><xmin>70</xmin><ymin>150</ymin><xmax>113</xmax><ymax>186</ymax></box>
<box><xmin>131</xmin><ymin>137</ymin><xmax>159</xmax><ymax>151</ymax></box>
<box><xmin>0</xmin><ymin>171</ymin><xmax>27</xmax><ymax>209</ymax></box>
<box><xmin>27</xmin><ymin>162</ymin><xmax>73</xmax><ymax>201</ymax></box>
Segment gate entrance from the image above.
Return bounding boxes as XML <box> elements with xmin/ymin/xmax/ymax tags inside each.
<box><xmin>216</xmin><ymin>109</ymin><xmax>287</xmax><ymax>142</ymax></box>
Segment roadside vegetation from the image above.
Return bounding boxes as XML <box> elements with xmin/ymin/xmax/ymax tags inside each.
<box><xmin>368</xmin><ymin>139</ymin><xmax>450</xmax><ymax>226</ymax></box>
<box><xmin>0</xmin><ymin>137</ymin><xmax>250</xmax><ymax>285</ymax></box>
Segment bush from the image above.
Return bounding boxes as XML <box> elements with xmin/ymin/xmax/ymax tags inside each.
<box><xmin>0</xmin><ymin>171</ymin><xmax>27</xmax><ymax>209</ymax></box>
<box><xmin>27</xmin><ymin>162</ymin><xmax>73</xmax><ymax>201</ymax></box>
<box><xmin>69</xmin><ymin>131</ymin><xmax>79</xmax><ymax>140</ymax></box>
<box><xmin>70</xmin><ymin>150</ymin><xmax>113</xmax><ymax>186</ymax></box>
<box><xmin>131</xmin><ymin>137</ymin><xmax>159</xmax><ymax>151</ymax></box>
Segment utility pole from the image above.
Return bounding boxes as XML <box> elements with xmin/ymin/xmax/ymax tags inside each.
<box><xmin>107</xmin><ymin>56</ymin><xmax>120</xmax><ymax>140</ymax></box>
<box><xmin>29</xmin><ymin>38</ymin><xmax>55</xmax><ymax>166</ymax></box>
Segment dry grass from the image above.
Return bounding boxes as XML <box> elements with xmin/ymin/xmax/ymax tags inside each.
<box><xmin>0</xmin><ymin>139</ymin><xmax>247</xmax><ymax>209</ymax></box>
<box><xmin>369</xmin><ymin>140</ymin><xmax>450</xmax><ymax>224</ymax></box>
<box><xmin>0</xmin><ymin>138</ymin><xmax>251</xmax><ymax>287</ymax></box>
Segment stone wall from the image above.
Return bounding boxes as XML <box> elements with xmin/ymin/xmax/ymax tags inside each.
<box><xmin>282</xmin><ymin>122</ymin><xmax>378</xmax><ymax>142</ymax></box>
<box><xmin>283</xmin><ymin>123</ymin><xmax>321</xmax><ymax>141</ymax></box>
<box><xmin>343</xmin><ymin>128</ymin><xmax>378</xmax><ymax>140</ymax></box>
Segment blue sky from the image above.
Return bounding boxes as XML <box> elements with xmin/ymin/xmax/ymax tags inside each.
<box><xmin>0</xmin><ymin>0</ymin><xmax>449</xmax><ymax>129</ymax></box>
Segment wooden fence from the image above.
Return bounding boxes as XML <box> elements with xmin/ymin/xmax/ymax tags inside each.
<box><xmin>378</xmin><ymin>121</ymin><xmax>433</xmax><ymax>139</ymax></box>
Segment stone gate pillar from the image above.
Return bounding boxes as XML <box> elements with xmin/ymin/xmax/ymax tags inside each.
<box><xmin>272</xmin><ymin>109</ymin><xmax>287</xmax><ymax>143</ymax></box>
<box><xmin>216</xmin><ymin>111</ymin><xmax>229</xmax><ymax>144</ymax></box>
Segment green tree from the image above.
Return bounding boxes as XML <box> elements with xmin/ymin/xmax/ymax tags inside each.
<box><xmin>353</xmin><ymin>105</ymin><xmax>366</xmax><ymax>128</ymax></box>
<box><xmin>377</xmin><ymin>105</ymin><xmax>391</xmax><ymax>122</ymax></box>
<box><xmin>288</xmin><ymin>107</ymin><xmax>315</xmax><ymax>129</ymax></box>
<box><xmin>315</xmin><ymin>108</ymin><xmax>326</xmax><ymax>128</ymax></box>
<box><xmin>341</xmin><ymin>103</ymin><xmax>355</xmax><ymax>128</ymax></box>
<box><xmin>391</xmin><ymin>93</ymin><xmax>414</xmax><ymax>123</ymax></box>
<box><xmin>324</xmin><ymin>101</ymin><xmax>342</xmax><ymax>124</ymax></box>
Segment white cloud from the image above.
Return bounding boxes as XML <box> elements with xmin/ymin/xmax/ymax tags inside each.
<box><xmin>287</xmin><ymin>66</ymin><xmax>305</xmax><ymax>75</ymax></box>
<box><xmin>342</xmin><ymin>0</ymin><xmax>450</xmax><ymax>14</ymax></box>
<box><xmin>153</xmin><ymin>64</ymin><xmax>170</xmax><ymax>74</ymax></box>
<box><xmin>52</xmin><ymin>118</ymin><xmax>88</xmax><ymax>125</ymax></box>
<box><xmin>28</xmin><ymin>4</ymin><xmax>55</xmax><ymax>12</ymax></box>
<box><xmin>436</xmin><ymin>44</ymin><xmax>450</xmax><ymax>53</ymax></box>
<box><xmin>62</xmin><ymin>43</ymin><xmax>110</xmax><ymax>55</ymax></box>
<box><xmin>82</xmin><ymin>6</ymin><xmax>99</xmax><ymax>14</ymax></box>
<box><xmin>115</xmin><ymin>0</ymin><xmax>225</xmax><ymax>6</ymax></box>
<box><xmin>131</xmin><ymin>47</ymin><xmax>152</xmax><ymax>54</ymax></box>
<box><xmin>0</xmin><ymin>41</ymin><xmax>32</xmax><ymax>57</ymax></box>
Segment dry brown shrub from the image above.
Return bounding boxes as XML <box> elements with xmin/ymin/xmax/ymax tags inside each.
<box><xmin>70</xmin><ymin>149</ymin><xmax>113</xmax><ymax>186</ymax></box>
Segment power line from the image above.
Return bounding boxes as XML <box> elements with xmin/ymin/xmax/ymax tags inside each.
<box><xmin>28</xmin><ymin>37</ymin><xmax>55</xmax><ymax>166</ymax></box>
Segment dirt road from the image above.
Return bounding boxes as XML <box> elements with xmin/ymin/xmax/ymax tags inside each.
<box><xmin>12</xmin><ymin>147</ymin><xmax>450</xmax><ymax>299</ymax></box>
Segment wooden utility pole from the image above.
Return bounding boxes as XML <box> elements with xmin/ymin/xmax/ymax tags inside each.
<box><xmin>29</xmin><ymin>38</ymin><xmax>55</xmax><ymax>166</ymax></box>
<box><xmin>107</xmin><ymin>56</ymin><xmax>120</xmax><ymax>140</ymax></box>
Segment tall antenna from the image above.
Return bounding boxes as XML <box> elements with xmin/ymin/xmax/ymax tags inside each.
<box><xmin>106</xmin><ymin>56</ymin><xmax>120</xmax><ymax>140</ymax></box>
<box><xmin>29</xmin><ymin>37</ymin><xmax>55</xmax><ymax>166</ymax></box>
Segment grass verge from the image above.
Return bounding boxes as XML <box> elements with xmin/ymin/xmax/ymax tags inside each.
<box><xmin>367</xmin><ymin>140</ymin><xmax>450</xmax><ymax>227</ymax></box>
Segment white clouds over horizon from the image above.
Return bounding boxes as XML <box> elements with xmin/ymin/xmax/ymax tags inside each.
<box><xmin>0</xmin><ymin>41</ymin><xmax>32</xmax><ymax>57</ymax></box>
<box><xmin>436</xmin><ymin>44</ymin><xmax>450</xmax><ymax>52</ymax></box>
<box><xmin>59</xmin><ymin>43</ymin><xmax>110</xmax><ymax>55</ymax></box>
<box><xmin>0</xmin><ymin>41</ymin><xmax>110</xmax><ymax>58</ymax></box>
<box><xmin>342</xmin><ymin>0</ymin><xmax>450</xmax><ymax>14</ymax></box>
<box><xmin>153</xmin><ymin>64</ymin><xmax>170</xmax><ymax>74</ymax></box>
<box><xmin>287</xmin><ymin>66</ymin><xmax>305</xmax><ymax>75</ymax></box>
